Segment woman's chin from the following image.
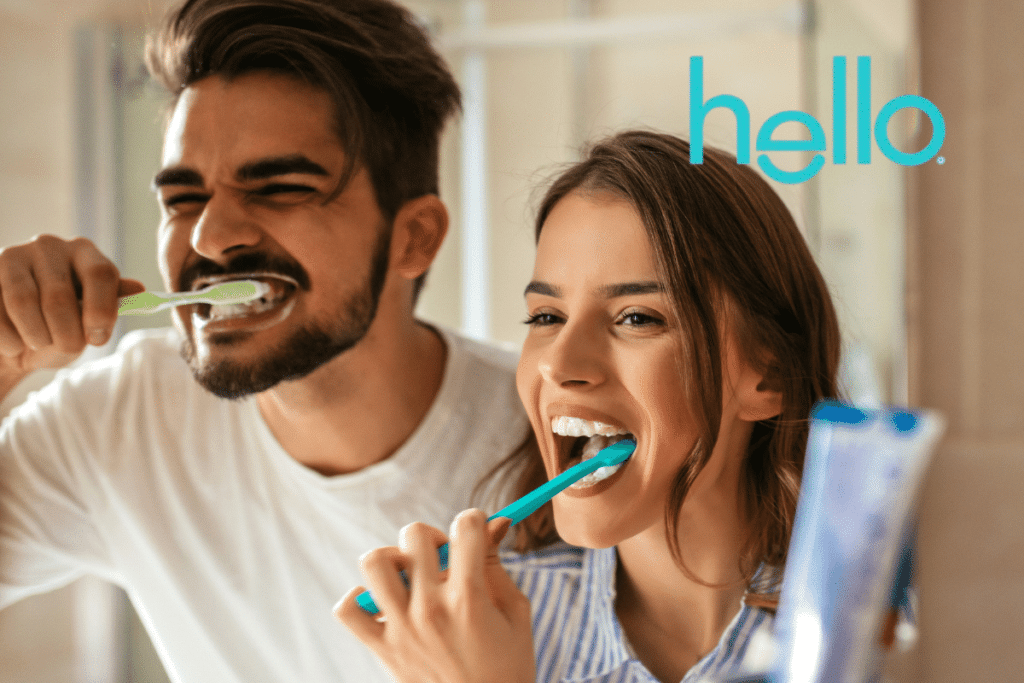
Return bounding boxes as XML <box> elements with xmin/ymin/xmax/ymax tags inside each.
<box><xmin>552</xmin><ymin>504</ymin><xmax>629</xmax><ymax>549</ymax></box>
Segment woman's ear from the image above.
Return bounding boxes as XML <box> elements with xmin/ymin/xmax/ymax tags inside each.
<box><xmin>390</xmin><ymin>195</ymin><xmax>449</xmax><ymax>280</ymax></box>
<box><xmin>725</xmin><ymin>344</ymin><xmax>783</xmax><ymax>422</ymax></box>
<box><xmin>739</xmin><ymin>371</ymin><xmax>783</xmax><ymax>422</ymax></box>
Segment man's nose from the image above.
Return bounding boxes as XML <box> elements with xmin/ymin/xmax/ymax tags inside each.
<box><xmin>537</xmin><ymin>321</ymin><xmax>608</xmax><ymax>389</ymax></box>
<box><xmin>190</xmin><ymin>193</ymin><xmax>262</xmax><ymax>261</ymax></box>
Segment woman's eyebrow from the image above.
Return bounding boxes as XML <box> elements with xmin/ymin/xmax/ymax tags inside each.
<box><xmin>524</xmin><ymin>282</ymin><xmax>565</xmax><ymax>296</ymax></box>
<box><xmin>524</xmin><ymin>281</ymin><xmax>664</xmax><ymax>298</ymax></box>
<box><xmin>524</xmin><ymin>281</ymin><xmax>561</xmax><ymax>297</ymax></box>
<box><xmin>599</xmin><ymin>281</ymin><xmax>665</xmax><ymax>297</ymax></box>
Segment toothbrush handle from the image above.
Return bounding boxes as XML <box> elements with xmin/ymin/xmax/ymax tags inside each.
<box><xmin>490</xmin><ymin>441</ymin><xmax>632</xmax><ymax>525</ymax></box>
<box><xmin>354</xmin><ymin>440</ymin><xmax>635</xmax><ymax>615</ymax></box>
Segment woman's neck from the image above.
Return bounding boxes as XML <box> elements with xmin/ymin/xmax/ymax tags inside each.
<box><xmin>614</xmin><ymin>422</ymin><xmax>754</xmax><ymax>682</ymax></box>
<box><xmin>615</xmin><ymin>523</ymin><xmax>748</xmax><ymax>681</ymax></box>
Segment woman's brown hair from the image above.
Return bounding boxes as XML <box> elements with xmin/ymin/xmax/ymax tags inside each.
<box><xmin>489</xmin><ymin>130</ymin><xmax>841</xmax><ymax>582</ymax></box>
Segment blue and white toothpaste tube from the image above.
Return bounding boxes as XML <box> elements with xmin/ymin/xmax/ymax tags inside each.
<box><xmin>767</xmin><ymin>401</ymin><xmax>944</xmax><ymax>683</ymax></box>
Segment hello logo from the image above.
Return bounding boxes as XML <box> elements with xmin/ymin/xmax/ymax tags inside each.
<box><xmin>689</xmin><ymin>56</ymin><xmax>946</xmax><ymax>184</ymax></box>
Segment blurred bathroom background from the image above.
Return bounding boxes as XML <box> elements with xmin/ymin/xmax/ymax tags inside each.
<box><xmin>0</xmin><ymin>0</ymin><xmax>1020</xmax><ymax>681</ymax></box>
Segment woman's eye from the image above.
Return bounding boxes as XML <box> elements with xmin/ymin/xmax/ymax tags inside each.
<box><xmin>523</xmin><ymin>312</ymin><xmax>564</xmax><ymax>327</ymax></box>
<box><xmin>618</xmin><ymin>310</ymin><xmax>665</xmax><ymax>327</ymax></box>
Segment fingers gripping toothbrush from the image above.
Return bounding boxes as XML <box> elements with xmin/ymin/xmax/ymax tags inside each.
<box><xmin>355</xmin><ymin>438</ymin><xmax>636</xmax><ymax>615</ymax></box>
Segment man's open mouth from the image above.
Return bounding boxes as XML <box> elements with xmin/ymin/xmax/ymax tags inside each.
<box><xmin>189</xmin><ymin>273</ymin><xmax>299</xmax><ymax>330</ymax></box>
<box><xmin>550</xmin><ymin>416</ymin><xmax>634</xmax><ymax>489</ymax></box>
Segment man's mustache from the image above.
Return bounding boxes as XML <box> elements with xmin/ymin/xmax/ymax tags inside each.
<box><xmin>177</xmin><ymin>253</ymin><xmax>311</xmax><ymax>292</ymax></box>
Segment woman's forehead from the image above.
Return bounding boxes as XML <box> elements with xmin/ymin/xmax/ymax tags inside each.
<box><xmin>533</xmin><ymin>193</ymin><xmax>659</xmax><ymax>283</ymax></box>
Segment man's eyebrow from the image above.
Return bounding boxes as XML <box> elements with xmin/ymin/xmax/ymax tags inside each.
<box><xmin>152</xmin><ymin>167</ymin><xmax>204</xmax><ymax>188</ymax></box>
<box><xmin>236</xmin><ymin>155</ymin><xmax>331</xmax><ymax>182</ymax></box>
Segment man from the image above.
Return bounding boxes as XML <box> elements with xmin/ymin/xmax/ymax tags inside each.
<box><xmin>0</xmin><ymin>1</ymin><xmax>529</xmax><ymax>681</ymax></box>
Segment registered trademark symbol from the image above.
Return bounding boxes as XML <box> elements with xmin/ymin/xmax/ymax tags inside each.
<box><xmin>937</xmin><ymin>156</ymin><xmax>945</xmax><ymax>164</ymax></box>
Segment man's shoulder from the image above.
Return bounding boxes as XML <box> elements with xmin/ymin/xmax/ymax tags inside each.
<box><xmin>12</xmin><ymin>327</ymin><xmax>192</xmax><ymax>418</ymax></box>
<box><xmin>78</xmin><ymin>326</ymin><xmax>187</xmax><ymax>387</ymax></box>
<box><xmin>433</xmin><ymin>326</ymin><xmax>522</xmax><ymax>414</ymax></box>
<box><xmin>442</xmin><ymin>327</ymin><xmax>519</xmax><ymax>375</ymax></box>
<box><xmin>110</xmin><ymin>326</ymin><xmax>184</xmax><ymax>361</ymax></box>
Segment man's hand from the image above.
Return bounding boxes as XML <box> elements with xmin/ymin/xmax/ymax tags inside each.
<box><xmin>336</xmin><ymin>510</ymin><xmax>536</xmax><ymax>683</ymax></box>
<box><xmin>0</xmin><ymin>235</ymin><xmax>145</xmax><ymax>384</ymax></box>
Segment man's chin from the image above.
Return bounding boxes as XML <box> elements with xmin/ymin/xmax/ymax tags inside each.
<box><xmin>188</xmin><ymin>359</ymin><xmax>285</xmax><ymax>399</ymax></box>
<box><xmin>179</xmin><ymin>322</ymin><xmax>365</xmax><ymax>399</ymax></box>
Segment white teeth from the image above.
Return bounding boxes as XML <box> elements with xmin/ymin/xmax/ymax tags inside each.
<box><xmin>570</xmin><ymin>434</ymin><xmax>629</xmax><ymax>488</ymax></box>
<box><xmin>580</xmin><ymin>434</ymin><xmax>615</xmax><ymax>460</ymax></box>
<box><xmin>208</xmin><ymin>296</ymin><xmax>281</xmax><ymax>321</ymax></box>
<box><xmin>570</xmin><ymin>463</ymin><xmax>623</xmax><ymax>489</ymax></box>
<box><xmin>191</xmin><ymin>273</ymin><xmax>297</xmax><ymax>321</ymax></box>
<box><xmin>551</xmin><ymin>416</ymin><xmax>629</xmax><ymax>438</ymax></box>
<box><xmin>549</xmin><ymin>417</ymin><xmax>633</xmax><ymax>490</ymax></box>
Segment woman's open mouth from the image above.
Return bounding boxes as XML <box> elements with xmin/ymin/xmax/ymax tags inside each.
<box><xmin>550</xmin><ymin>416</ymin><xmax>635</xmax><ymax>491</ymax></box>
<box><xmin>189</xmin><ymin>273</ymin><xmax>299</xmax><ymax>333</ymax></box>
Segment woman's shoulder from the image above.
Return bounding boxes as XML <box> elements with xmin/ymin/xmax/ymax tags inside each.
<box><xmin>499</xmin><ymin>542</ymin><xmax>620</xmax><ymax>613</ymax></box>
<box><xmin>500</xmin><ymin>541</ymin><xmax>587</xmax><ymax>571</ymax></box>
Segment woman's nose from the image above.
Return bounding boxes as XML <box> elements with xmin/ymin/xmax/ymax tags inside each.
<box><xmin>537</xmin><ymin>321</ymin><xmax>607</xmax><ymax>389</ymax></box>
<box><xmin>189</xmin><ymin>193</ymin><xmax>262</xmax><ymax>261</ymax></box>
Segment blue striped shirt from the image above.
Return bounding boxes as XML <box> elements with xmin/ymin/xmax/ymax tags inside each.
<box><xmin>501</xmin><ymin>543</ymin><xmax>779</xmax><ymax>683</ymax></box>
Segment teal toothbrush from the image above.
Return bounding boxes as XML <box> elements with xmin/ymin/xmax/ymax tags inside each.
<box><xmin>355</xmin><ymin>438</ymin><xmax>636</xmax><ymax>615</ymax></box>
<box><xmin>117</xmin><ymin>280</ymin><xmax>271</xmax><ymax>316</ymax></box>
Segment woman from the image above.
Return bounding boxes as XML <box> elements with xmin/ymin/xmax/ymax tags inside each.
<box><xmin>337</xmin><ymin>131</ymin><xmax>841</xmax><ymax>683</ymax></box>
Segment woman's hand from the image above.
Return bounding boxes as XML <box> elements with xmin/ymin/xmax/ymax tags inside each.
<box><xmin>336</xmin><ymin>509</ymin><xmax>536</xmax><ymax>683</ymax></box>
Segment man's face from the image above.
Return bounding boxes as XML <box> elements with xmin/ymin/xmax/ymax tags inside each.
<box><xmin>155</xmin><ymin>71</ymin><xmax>390</xmax><ymax>398</ymax></box>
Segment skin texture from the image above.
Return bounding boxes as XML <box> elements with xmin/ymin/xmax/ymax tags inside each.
<box><xmin>339</xmin><ymin>192</ymin><xmax>782</xmax><ymax>683</ymax></box>
<box><xmin>0</xmin><ymin>71</ymin><xmax>450</xmax><ymax>477</ymax></box>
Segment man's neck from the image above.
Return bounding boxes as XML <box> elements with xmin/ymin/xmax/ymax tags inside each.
<box><xmin>253</xmin><ymin>318</ymin><xmax>447</xmax><ymax>476</ymax></box>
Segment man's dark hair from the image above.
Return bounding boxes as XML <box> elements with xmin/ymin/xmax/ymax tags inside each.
<box><xmin>146</xmin><ymin>0</ymin><xmax>461</xmax><ymax>297</ymax></box>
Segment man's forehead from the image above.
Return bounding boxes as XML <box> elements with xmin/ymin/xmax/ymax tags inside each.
<box><xmin>160</xmin><ymin>72</ymin><xmax>344</xmax><ymax>171</ymax></box>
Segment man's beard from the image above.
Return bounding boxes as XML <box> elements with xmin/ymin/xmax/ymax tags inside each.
<box><xmin>179</xmin><ymin>228</ymin><xmax>391</xmax><ymax>399</ymax></box>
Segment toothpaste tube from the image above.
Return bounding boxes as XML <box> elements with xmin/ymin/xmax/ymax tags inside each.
<box><xmin>766</xmin><ymin>401</ymin><xmax>944</xmax><ymax>683</ymax></box>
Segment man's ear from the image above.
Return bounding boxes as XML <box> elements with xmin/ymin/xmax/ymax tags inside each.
<box><xmin>390</xmin><ymin>195</ymin><xmax>448</xmax><ymax>280</ymax></box>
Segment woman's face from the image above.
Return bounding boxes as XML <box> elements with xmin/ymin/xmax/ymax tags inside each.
<box><xmin>516</xmin><ymin>192</ymin><xmax>701</xmax><ymax>547</ymax></box>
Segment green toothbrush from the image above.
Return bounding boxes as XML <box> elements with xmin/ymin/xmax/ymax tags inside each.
<box><xmin>117</xmin><ymin>280</ymin><xmax>272</xmax><ymax>316</ymax></box>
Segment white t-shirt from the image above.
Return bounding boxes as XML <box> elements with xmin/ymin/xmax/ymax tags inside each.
<box><xmin>0</xmin><ymin>326</ymin><xmax>529</xmax><ymax>683</ymax></box>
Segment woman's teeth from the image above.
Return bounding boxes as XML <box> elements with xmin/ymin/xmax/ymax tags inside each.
<box><xmin>551</xmin><ymin>416</ymin><xmax>629</xmax><ymax>438</ymax></box>
<box><xmin>570</xmin><ymin>434</ymin><xmax>630</xmax><ymax>489</ymax></box>
<box><xmin>551</xmin><ymin>416</ymin><xmax>632</xmax><ymax>489</ymax></box>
